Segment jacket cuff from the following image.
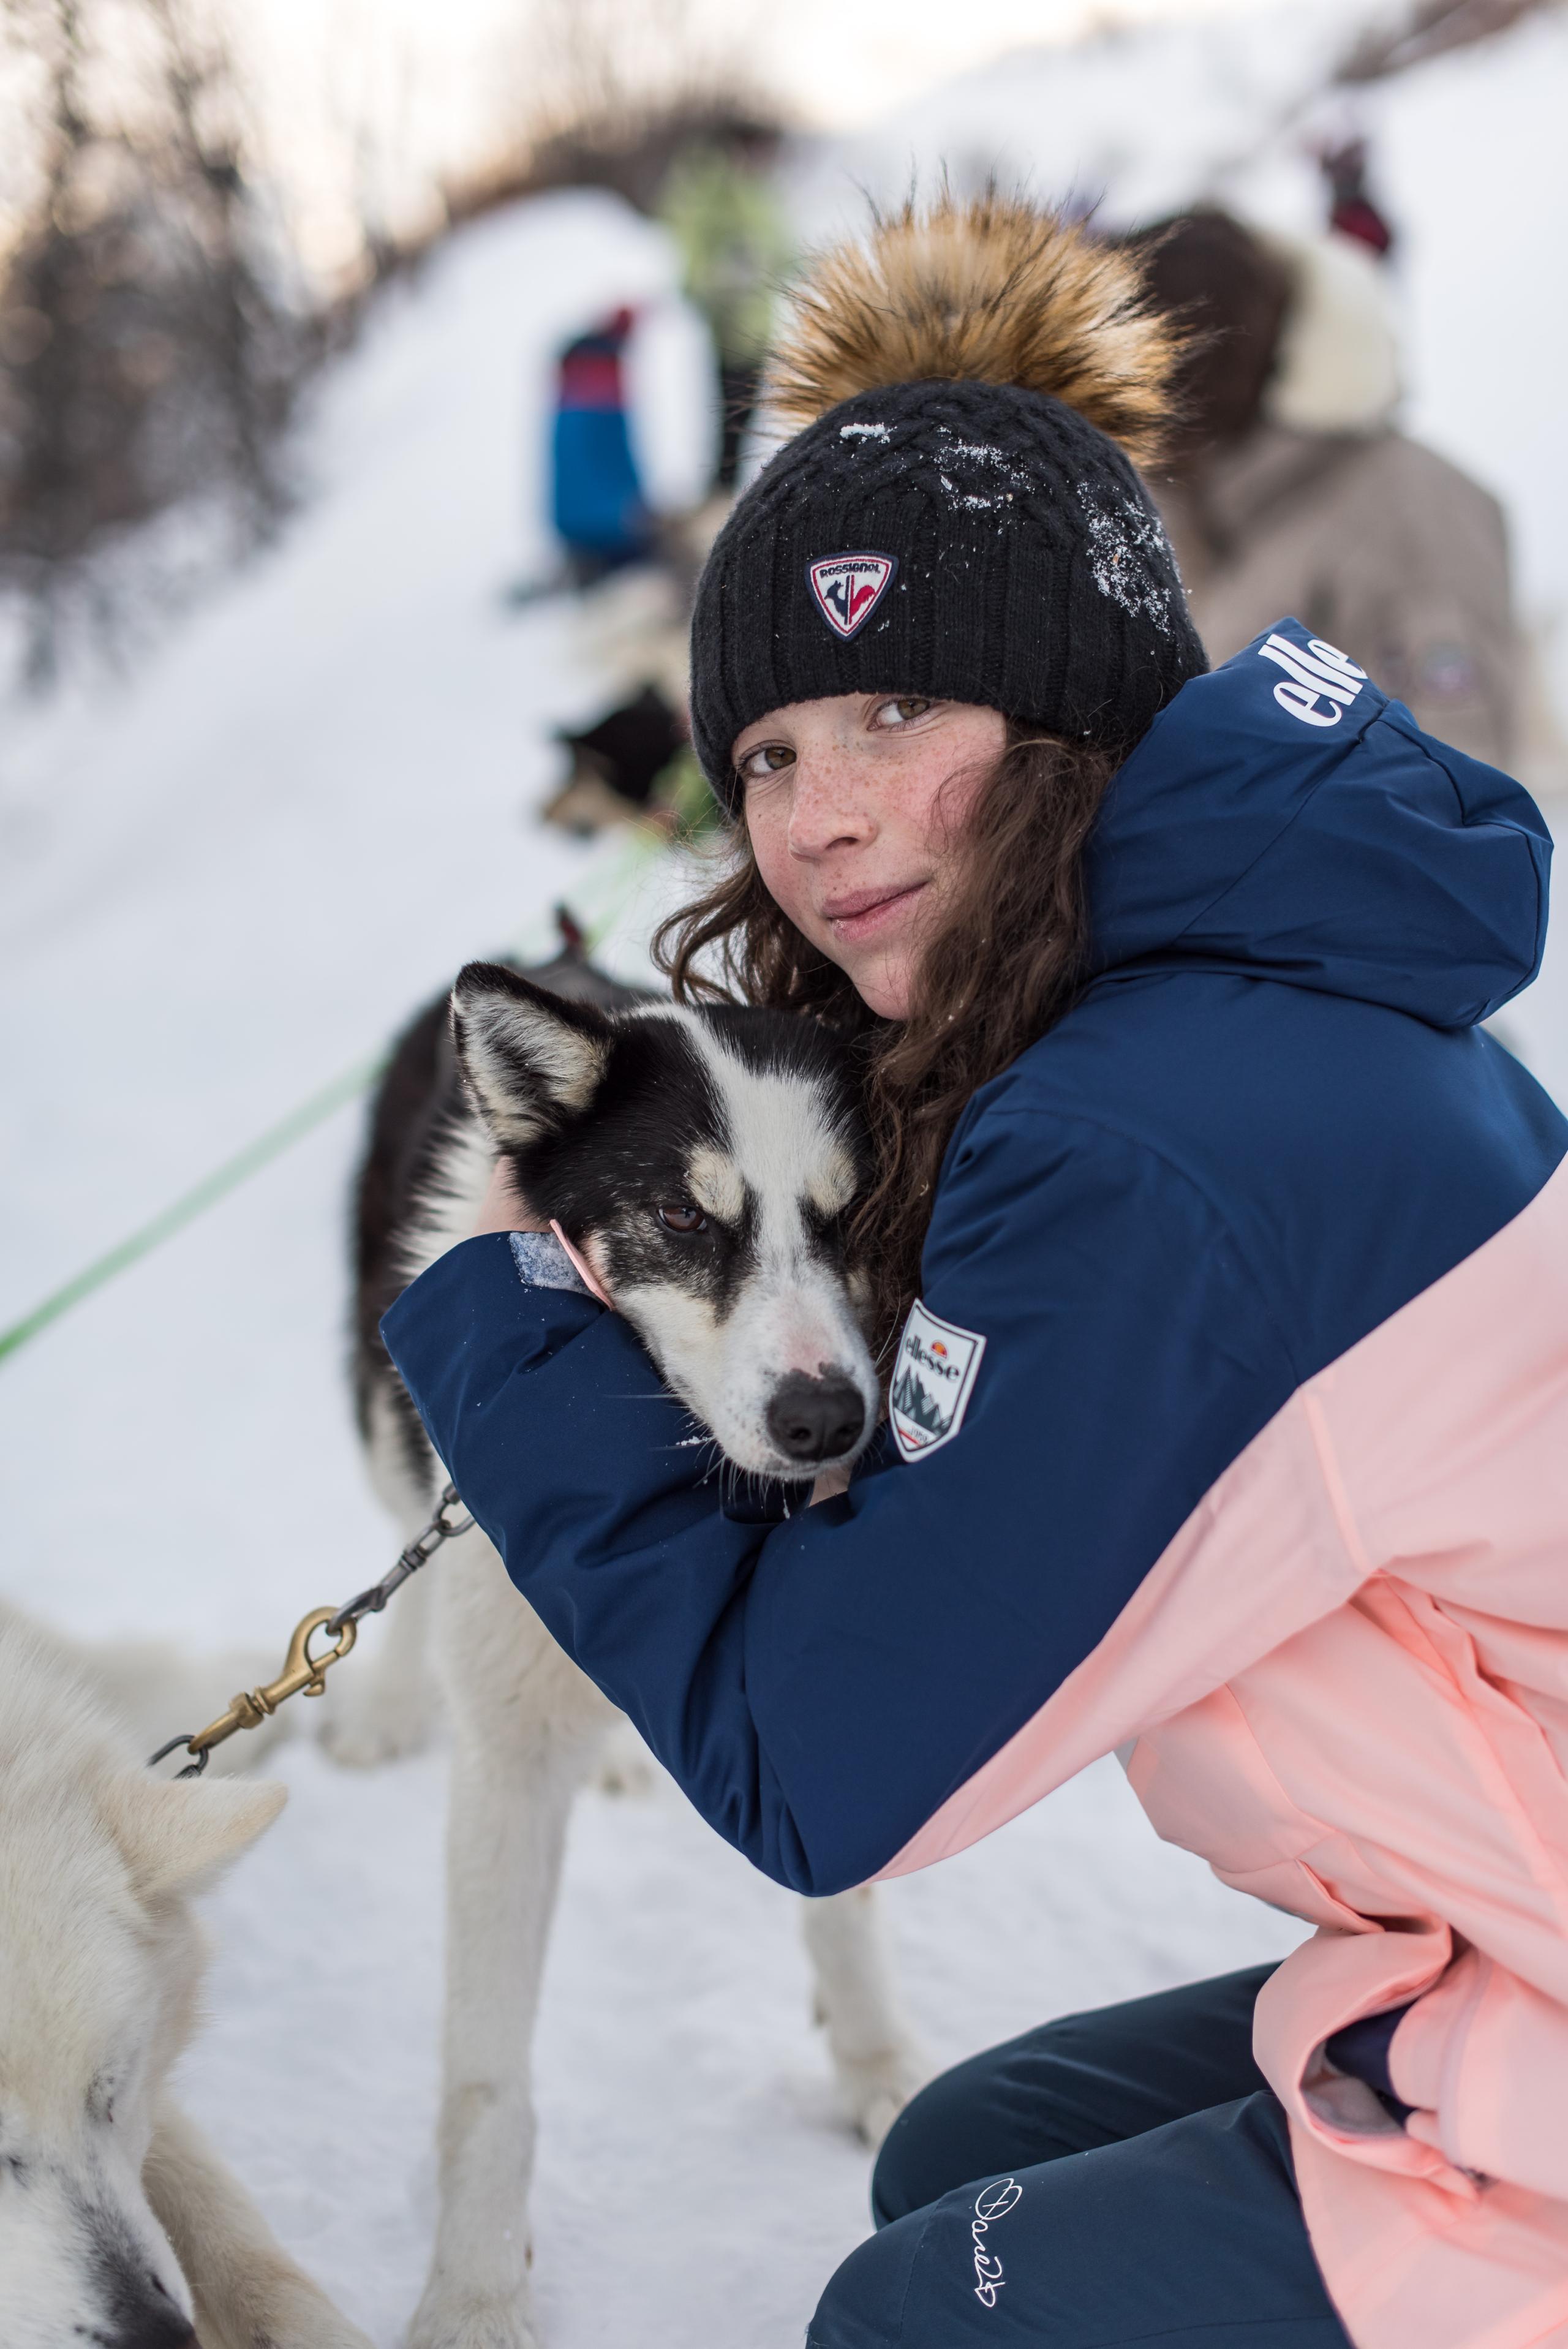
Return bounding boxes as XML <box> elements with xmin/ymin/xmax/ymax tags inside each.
<box><xmin>1324</xmin><ymin>2005</ymin><xmax>1414</xmax><ymax>2118</ymax></box>
<box><xmin>1390</xmin><ymin>1954</ymin><xmax>1568</xmax><ymax>2198</ymax></box>
<box><xmin>380</xmin><ymin>1232</ymin><xmax>602</xmax><ymax>1472</ymax></box>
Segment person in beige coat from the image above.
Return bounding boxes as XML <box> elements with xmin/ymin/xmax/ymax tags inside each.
<box><xmin>1137</xmin><ymin>209</ymin><xmax>1520</xmax><ymax>771</ymax></box>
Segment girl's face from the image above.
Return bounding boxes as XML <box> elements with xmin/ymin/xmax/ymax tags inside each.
<box><xmin>736</xmin><ymin>694</ymin><xmax>1007</xmax><ymax>1020</ymax></box>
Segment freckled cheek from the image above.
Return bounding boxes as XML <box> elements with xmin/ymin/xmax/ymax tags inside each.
<box><xmin>747</xmin><ymin>803</ymin><xmax>816</xmax><ymax>937</ymax></box>
<box><xmin>923</xmin><ymin>748</ymin><xmax>989</xmax><ymax>851</ymax></box>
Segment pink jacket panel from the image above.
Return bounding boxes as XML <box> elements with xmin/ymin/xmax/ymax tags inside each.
<box><xmin>879</xmin><ymin>1157</ymin><xmax>1568</xmax><ymax>2348</ymax></box>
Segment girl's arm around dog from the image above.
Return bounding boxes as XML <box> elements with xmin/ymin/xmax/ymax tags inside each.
<box><xmin>382</xmin><ymin>1089</ymin><xmax>1302</xmax><ymax>1897</ymax></box>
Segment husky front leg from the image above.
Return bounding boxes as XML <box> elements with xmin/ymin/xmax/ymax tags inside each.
<box><xmin>410</xmin><ymin>1723</ymin><xmax>583</xmax><ymax>2349</ymax></box>
<box><xmin>144</xmin><ymin>2101</ymin><xmax>372</xmax><ymax>2349</ymax></box>
<box><xmin>800</xmin><ymin>1887</ymin><xmax>929</xmax><ymax>2149</ymax></box>
<box><xmin>320</xmin><ymin>1558</ymin><xmax>439</xmax><ymax>1766</ymax></box>
<box><xmin>410</xmin><ymin>1547</ymin><xmax>611</xmax><ymax>2349</ymax></box>
<box><xmin>324</xmin><ymin>1401</ymin><xmax>443</xmax><ymax>1767</ymax></box>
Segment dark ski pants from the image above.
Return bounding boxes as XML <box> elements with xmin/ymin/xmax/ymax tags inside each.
<box><xmin>807</xmin><ymin>1966</ymin><xmax>1353</xmax><ymax>2348</ymax></box>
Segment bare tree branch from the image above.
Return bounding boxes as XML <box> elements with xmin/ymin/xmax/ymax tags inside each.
<box><xmin>1336</xmin><ymin>0</ymin><xmax>1559</xmax><ymax>85</ymax></box>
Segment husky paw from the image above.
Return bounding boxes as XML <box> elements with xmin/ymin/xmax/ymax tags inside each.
<box><xmin>834</xmin><ymin>2040</ymin><xmax>930</xmax><ymax>2151</ymax></box>
<box><xmin>406</xmin><ymin>2283</ymin><xmax>541</xmax><ymax>2349</ymax></box>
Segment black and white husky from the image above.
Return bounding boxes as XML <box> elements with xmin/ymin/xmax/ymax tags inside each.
<box><xmin>336</xmin><ymin>947</ymin><xmax>923</xmax><ymax>2349</ymax></box>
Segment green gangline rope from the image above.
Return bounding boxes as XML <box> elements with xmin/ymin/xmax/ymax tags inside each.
<box><xmin>0</xmin><ymin>823</ymin><xmax>673</xmax><ymax>1369</ymax></box>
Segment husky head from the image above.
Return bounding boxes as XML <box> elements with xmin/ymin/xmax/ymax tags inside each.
<box><xmin>0</xmin><ymin>1623</ymin><xmax>283</xmax><ymax>2349</ymax></box>
<box><xmin>451</xmin><ymin>963</ymin><xmax>881</xmax><ymax>1480</ymax></box>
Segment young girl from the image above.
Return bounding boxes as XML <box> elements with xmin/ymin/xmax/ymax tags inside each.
<box><xmin>383</xmin><ymin>197</ymin><xmax>1568</xmax><ymax>2348</ymax></box>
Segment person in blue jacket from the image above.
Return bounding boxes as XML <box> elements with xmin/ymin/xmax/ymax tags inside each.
<box><xmin>549</xmin><ymin>304</ymin><xmax>654</xmax><ymax>585</ymax></box>
<box><xmin>383</xmin><ymin>197</ymin><xmax>1566</xmax><ymax>2347</ymax></box>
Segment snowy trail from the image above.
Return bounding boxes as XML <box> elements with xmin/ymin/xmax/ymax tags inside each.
<box><xmin>0</xmin><ymin>192</ymin><xmax>695</xmax><ymax>1640</ymax></box>
<box><xmin>1</xmin><ymin>105</ymin><xmax>1565</xmax><ymax>2347</ymax></box>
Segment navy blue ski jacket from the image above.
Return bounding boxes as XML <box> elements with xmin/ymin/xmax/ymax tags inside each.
<box><xmin>383</xmin><ymin>620</ymin><xmax>1564</xmax><ymax>1898</ymax></box>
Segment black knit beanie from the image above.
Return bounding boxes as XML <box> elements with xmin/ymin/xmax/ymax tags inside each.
<box><xmin>689</xmin><ymin>196</ymin><xmax>1207</xmax><ymax>809</ymax></box>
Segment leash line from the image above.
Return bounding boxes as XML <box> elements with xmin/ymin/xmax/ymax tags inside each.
<box><xmin>0</xmin><ymin>823</ymin><xmax>674</xmax><ymax>1371</ymax></box>
<box><xmin>148</xmin><ymin>1482</ymin><xmax>475</xmax><ymax>1776</ymax></box>
<box><xmin>0</xmin><ymin>1054</ymin><xmax>385</xmax><ymax>1368</ymax></box>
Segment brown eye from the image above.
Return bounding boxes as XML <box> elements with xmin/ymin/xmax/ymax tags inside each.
<box><xmin>736</xmin><ymin>741</ymin><xmax>795</xmax><ymax>787</ymax></box>
<box><xmin>657</xmin><ymin>1203</ymin><xmax>707</xmax><ymax>1234</ymax></box>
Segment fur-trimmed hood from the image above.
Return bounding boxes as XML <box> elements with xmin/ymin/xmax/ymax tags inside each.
<box><xmin>1262</xmin><ymin>227</ymin><xmax>1401</xmax><ymax>436</ymax></box>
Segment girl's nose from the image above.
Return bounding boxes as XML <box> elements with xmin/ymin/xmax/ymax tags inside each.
<box><xmin>787</xmin><ymin>760</ymin><xmax>876</xmax><ymax>859</ymax></box>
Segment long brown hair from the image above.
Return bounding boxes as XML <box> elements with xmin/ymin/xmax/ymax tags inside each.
<box><xmin>654</xmin><ymin>725</ymin><xmax>1117</xmax><ymax>1360</ymax></box>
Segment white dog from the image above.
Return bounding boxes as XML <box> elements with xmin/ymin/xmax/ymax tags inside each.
<box><xmin>330</xmin><ymin>951</ymin><xmax>925</xmax><ymax>2349</ymax></box>
<box><xmin>0</xmin><ymin>1601</ymin><xmax>371</xmax><ymax>2349</ymax></box>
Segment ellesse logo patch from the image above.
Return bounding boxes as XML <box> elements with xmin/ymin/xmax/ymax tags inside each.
<box><xmin>890</xmin><ymin>1299</ymin><xmax>986</xmax><ymax>1462</ymax></box>
<box><xmin>807</xmin><ymin>552</ymin><xmax>897</xmax><ymax>639</ymax></box>
<box><xmin>1257</xmin><ymin>632</ymin><xmax>1367</xmax><ymax>728</ymax></box>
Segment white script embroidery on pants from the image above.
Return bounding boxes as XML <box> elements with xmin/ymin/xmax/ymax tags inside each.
<box><xmin>971</xmin><ymin>2176</ymin><xmax>1022</xmax><ymax>2307</ymax></box>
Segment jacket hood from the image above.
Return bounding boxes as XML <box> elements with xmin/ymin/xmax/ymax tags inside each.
<box><xmin>1260</xmin><ymin>230</ymin><xmax>1400</xmax><ymax>437</ymax></box>
<box><xmin>1085</xmin><ymin>619</ymin><xmax>1550</xmax><ymax>1028</ymax></box>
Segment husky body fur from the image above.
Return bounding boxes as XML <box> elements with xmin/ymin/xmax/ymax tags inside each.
<box><xmin>334</xmin><ymin>947</ymin><xmax>923</xmax><ymax>2349</ymax></box>
<box><xmin>0</xmin><ymin>1601</ymin><xmax>369</xmax><ymax>2349</ymax></box>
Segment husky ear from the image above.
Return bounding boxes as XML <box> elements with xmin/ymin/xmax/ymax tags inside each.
<box><xmin>102</xmin><ymin>1774</ymin><xmax>287</xmax><ymax>1903</ymax></box>
<box><xmin>451</xmin><ymin>962</ymin><xmax>611</xmax><ymax>1146</ymax></box>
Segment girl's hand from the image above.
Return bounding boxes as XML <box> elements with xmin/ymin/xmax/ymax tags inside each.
<box><xmin>472</xmin><ymin>1157</ymin><xmax>548</xmax><ymax>1237</ymax></box>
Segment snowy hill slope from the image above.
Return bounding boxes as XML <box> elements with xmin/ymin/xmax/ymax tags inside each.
<box><xmin>0</xmin><ymin>190</ymin><xmax>703</xmax><ymax>1635</ymax></box>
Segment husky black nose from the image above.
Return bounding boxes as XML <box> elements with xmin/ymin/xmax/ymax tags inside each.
<box><xmin>104</xmin><ymin>2267</ymin><xmax>197</xmax><ymax>2349</ymax></box>
<box><xmin>110</xmin><ymin>2312</ymin><xmax>195</xmax><ymax>2349</ymax></box>
<box><xmin>766</xmin><ymin>1373</ymin><xmax>865</xmax><ymax>1464</ymax></box>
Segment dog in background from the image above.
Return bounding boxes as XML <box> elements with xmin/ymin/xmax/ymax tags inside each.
<box><xmin>0</xmin><ymin>1599</ymin><xmax>369</xmax><ymax>2349</ymax></box>
<box><xmin>332</xmin><ymin>941</ymin><xmax>924</xmax><ymax>2349</ymax></box>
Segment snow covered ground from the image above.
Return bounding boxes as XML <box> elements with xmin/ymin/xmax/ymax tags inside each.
<box><xmin>2</xmin><ymin>20</ymin><xmax>1567</xmax><ymax>2339</ymax></box>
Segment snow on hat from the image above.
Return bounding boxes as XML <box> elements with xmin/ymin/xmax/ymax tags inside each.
<box><xmin>688</xmin><ymin>192</ymin><xmax>1207</xmax><ymax>810</ymax></box>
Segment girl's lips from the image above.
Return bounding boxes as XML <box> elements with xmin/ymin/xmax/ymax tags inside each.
<box><xmin>823</xmin><ymin>880</ymin><xmax>927</xmax><ymax>946</ymax></box>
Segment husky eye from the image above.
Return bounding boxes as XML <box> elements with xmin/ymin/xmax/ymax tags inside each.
<box><xmin>656</xmin><ymin>1203</ymin><xmax>707</xmax><ymax>1235</ymax></box>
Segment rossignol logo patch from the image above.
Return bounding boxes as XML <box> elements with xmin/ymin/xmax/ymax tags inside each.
<box><xmin>1257</xmin><ymin>632</ymin><xmax>1366</xmax><ymax>728</ymax></box>
<box><xmin>807</xmin><ymin>552</ymin><xmax>897</xmax><ymax>639</ymax></box>
<box><xmin>891</xmin><ymin>1299</ymin><xmax>986</xmax><ymax>1461</ymax></box>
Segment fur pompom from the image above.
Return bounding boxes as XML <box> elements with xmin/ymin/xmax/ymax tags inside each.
<box><xmin>769</xmin><ymin>191</ymin><xmax>1182</xmax><ymax>468</ymax></box>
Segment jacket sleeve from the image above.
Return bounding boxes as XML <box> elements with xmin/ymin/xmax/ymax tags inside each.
<box><xmin>381</xmin><ymin>1104</ymin><xmax>1299</xmax><ymax>1893</ymax></box>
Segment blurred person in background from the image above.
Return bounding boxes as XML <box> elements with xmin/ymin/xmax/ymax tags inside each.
<box><xmin>538</xmin><ymin>298</ymin><xmax>696</xmax><ymax>835</ymax></box>
<box><xmin>547</xmin><ymin>303</ymin><xmax>655</xmax><ymax>587</ymax></box>
<box><xmin>1318</xmin><ymin>137</ymin><xmax>1395</xmax><ymax>258</ymax></box>
<box><xmin>1134</xmin><ymin>206</ymin><xmax>1521</xmax><ymax>770</ymax></box>
<box><xmin>659</xmin><ymin>118</ymin><xmax>793</xmax><ymax>492</ymax></box>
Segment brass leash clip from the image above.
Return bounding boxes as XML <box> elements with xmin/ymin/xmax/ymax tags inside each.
<box><xmin>148</xmin><ymin>1483</ymin><xmax>470</xmax><ymax>1779</ymax></box>
<box><xmin>149</xmin><ymin>1607</ymin><xmax>358</xmax><ymax>1778</ymax></box>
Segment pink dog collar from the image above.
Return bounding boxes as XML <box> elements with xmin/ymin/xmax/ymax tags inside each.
<box><xmin>549</xmin><ymin>1219</ymin><xmax>613</xmax><ymax>1310</ymax></box>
